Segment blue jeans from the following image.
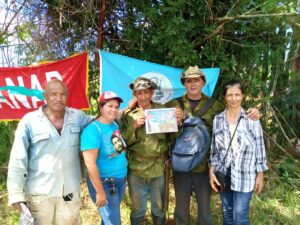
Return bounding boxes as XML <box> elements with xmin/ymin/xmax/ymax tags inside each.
<box><xmin>128</xmin><ymin>172</ymin><xmax>166</xmax><ymax>225</ymax></box>
<box><xmin>220</xmin><ymin>190</ymin><xmax>253</xmax><ymax>225</ymax></box>
<box><xmin>87</xmin><ymin>177</ymin><xmax>126</xmax><ymax>225</ymax></box>
<box><xmin>173</xmin><ymin>171</ymin><xmax>212</xmax><ymax>225</ymax></box>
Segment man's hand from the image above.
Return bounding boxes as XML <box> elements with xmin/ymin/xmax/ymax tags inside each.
<box><xmin>134</xmin><ymin>115</ymin><xmax>146</xmax><ymax>129</ymax></box>
<box><xmin>11</xmin><ymin>202</ymin><xmax>22</xmax><ymax>212</ymax></box>
<box><xmin>254</xmin><ymin>172</ymin><xmax>264</xmax><ymax>195</ymax></box>
<box><xmin>246</xmin><ymin>108</ymin><xmax>260</xmax><ymax>120</ymax></box>
<box><xmin>175</xmin><ymin>107</ymin><xmax>184</xmax><ymax>125</ymax></box>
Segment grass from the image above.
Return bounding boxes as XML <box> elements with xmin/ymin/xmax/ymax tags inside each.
<box><xmin>1</xmin><ymin>158</ymin><xmax>299</xmax><ymax>225</ymax></box>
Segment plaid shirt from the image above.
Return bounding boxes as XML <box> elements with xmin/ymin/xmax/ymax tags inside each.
<box><xmin>210</xmin><ymin>109</ymin><xmax>268</xmax><ymax>192</ymax></box>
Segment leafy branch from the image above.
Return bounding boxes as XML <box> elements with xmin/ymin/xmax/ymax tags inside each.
<box><xmin>214</xmin><ymin>12</ymin><xmax>300</xmax><ymax>23</ymax></box>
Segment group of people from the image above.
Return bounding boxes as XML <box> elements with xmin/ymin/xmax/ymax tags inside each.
<box><xmin>7</xmin><ymin>66</ymin><xmax>268</xmax><ymax>225</ymax></box>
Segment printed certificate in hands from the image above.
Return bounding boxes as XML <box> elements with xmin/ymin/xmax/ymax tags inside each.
<box><xmin>145</xmin><ymin>108</ymin><xmax>178</xmax><ymax>134</ymax></box>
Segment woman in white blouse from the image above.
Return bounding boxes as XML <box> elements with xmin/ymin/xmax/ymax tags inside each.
<box><xmin>209</xmin><ymin>80</ymin><xmax>268</xmax><ymax>225</ymax></box>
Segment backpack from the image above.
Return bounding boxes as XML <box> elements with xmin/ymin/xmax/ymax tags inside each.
<box><xmin>171</xmin><ymin>97</ymin><xmax>215</xmax><ymax>172</ymax></box>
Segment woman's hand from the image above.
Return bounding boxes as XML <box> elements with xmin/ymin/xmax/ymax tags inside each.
<box><xmin>254</xmin><ymin>172</ymin><xmax>264</xmax><ymax>195</ymax></box>
<box><xmin>82</xmin><ymin>150</ymin><xmax>107</xmax><ymax>208</ymax></box>
<box><xmin>246</xmin><ymin>108</ymin><xmax>260</xmax><ymax>120</ymax></box>
<box><xmin>209</xmin><ymin>166</ymin><xmax>221</xmax><ymax>192</ymax></box>
<box><xmin>95</xmin><ymin>189</ymin><xmax>107</xmax><ymax>208</ymax></box>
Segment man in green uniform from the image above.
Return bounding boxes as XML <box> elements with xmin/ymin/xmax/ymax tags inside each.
<box><xmin>121</xmin><ymin>77</ymin><xmax>183</xmax><ymax>225</ymax></box>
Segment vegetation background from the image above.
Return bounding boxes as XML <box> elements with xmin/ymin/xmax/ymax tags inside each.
<box><xmin>0</xmin><ymin>0</ymin><xmax>299</xmax><ymax>224</ymax></box>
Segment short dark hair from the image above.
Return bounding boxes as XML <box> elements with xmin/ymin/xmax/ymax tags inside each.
<box><xmin>111</xmin><ymin>134</ymin><xmax>119</xmax><ymax>141</ymax></box>
<box><xmin>180</xmin><ymin>75</ymin><xmax>206</xmax><ymax>85</ymax></box>
<box><xmin>223</xmin><ymin>80</ymin><xmax>244</xmax><ymax>97</ymax></box>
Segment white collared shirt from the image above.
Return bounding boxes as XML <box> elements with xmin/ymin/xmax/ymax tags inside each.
<box><xmin>7</xmin><ymin>106</ymin><xmax>91</xmax><ymax>205</ymax></box>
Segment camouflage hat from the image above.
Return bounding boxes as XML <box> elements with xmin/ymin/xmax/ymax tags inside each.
<box><xmin>180</xmin><ymin>66</ymin><xmax>206</xmax><ymax>84</ymax></box>
<box><xmin>129</xmin><ymin>77</ymin><xmax>157</xmax><ymax>91</ymax></box>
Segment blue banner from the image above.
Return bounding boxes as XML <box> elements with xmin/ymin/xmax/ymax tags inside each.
<box><xmin>100</xmin><ymin>50</ymin><xmax>220</xmax><ymax>108</ymax></box>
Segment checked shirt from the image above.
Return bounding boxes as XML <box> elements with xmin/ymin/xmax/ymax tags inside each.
<box><xmin>210</xmin><ymin>109</ymin><xmax>268</xmax><ymax>192</ymax></box>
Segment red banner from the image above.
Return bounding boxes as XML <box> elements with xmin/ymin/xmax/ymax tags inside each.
<box><xmin>0</xmin><ymin>53</ymin><xmax>90</xmax><ymax>121</ymax></box>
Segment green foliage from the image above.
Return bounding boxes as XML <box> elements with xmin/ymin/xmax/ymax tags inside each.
<box><xmin>274</xmin><ymin>158</ymin><xmax>300</xmax><ymax>187</ymax></box>
<box><xmin>0</xmin><ymin>31</ymin><xmax>9</xmax><ymax>45</ymax></box>
<box><xmin>0</xmin><ymin>122</ymin><xmax>15</xmax><ymax>190</ymax></box>
<box><xmin>15</xmin><ymin>22</ymin><xmax>34</xmax><ymax>42</ymax></box>
<box><xmin>101</xmin><ymin>0</ymin><xmax>299</xmax><ymax>113</ymax></box>
<box><xmin>0</xmin><ymin>1</ymin><xmax>300</xmax><ymax>223</ymax></box>
<box><xmin>8</xmin><ymin>0</ymin><xmax>297</xmax><ymax>140</ymax></box>
<box><xmin>0</xmin><ymin>122</ymin><xmax>15</xmax><ymax>165</ymax></box>
<box><xmin>251</xmin><ymin>157</ymin><xmax>300</xmax><ymax>225</ymax></box>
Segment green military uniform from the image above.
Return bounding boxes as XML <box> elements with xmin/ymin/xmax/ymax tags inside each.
<box><xmin>165</xmin><ymin>93</ymin><xmax>224</xmax><ymax>173</ymax></box>
<box><xmin>121</xmin><ymin>102</ymin><xmax>170</xmax><ymax>178</ymax></box>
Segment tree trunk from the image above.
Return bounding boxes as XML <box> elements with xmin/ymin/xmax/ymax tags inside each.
<box><xmin>293</xmin><ymin>43</ymin><xmax>300</xmax><ymax>136</ymax></box>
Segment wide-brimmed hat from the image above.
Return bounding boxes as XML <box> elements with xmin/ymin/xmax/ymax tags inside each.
<box><xmin>129</xmin><ymin>77</ymin><xmax>157</xmax><ymax>91</ymax></box>
<box><xmin>180</xmin><ymin>66</ymin><xmax>206</xmax><ymax>84</ymax></box>
<box><xmin>98</xmin><ymin>91</ymin><xmax>123</xmax><ymax>104</ymax></box>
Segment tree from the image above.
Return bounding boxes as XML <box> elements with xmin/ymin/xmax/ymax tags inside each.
<box><xmin>1</xmin><ymin>0</ymin><xmax>299</xmax><ymax>157</ymax></box>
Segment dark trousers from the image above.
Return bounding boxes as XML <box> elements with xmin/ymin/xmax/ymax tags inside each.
<box><xmin>128</xmin><ymin>172</ymin><xmax>166</xmax><ymax>225</ymax></box>
<box><xmin>173</xmin><ymin>171</ymin><xmax>212</xmax><ymax>225</ymax></box>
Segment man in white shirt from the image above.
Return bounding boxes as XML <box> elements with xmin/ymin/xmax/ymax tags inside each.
<box><xmin>7</xmin><ymin>79</ymin><xmax>91</xmax><ymax>225</ymax></box>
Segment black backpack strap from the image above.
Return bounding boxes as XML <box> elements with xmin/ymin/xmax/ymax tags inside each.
<box><xmin>197</xmin><ymin>98</ymin><xmax>215</xmax><ymax>117</ymax></box>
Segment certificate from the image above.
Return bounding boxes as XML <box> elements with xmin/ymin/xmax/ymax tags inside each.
<box><xmin>145</xmin><ymin>108</ymin><xmax>178</xmax><ymax>134</ymax></box>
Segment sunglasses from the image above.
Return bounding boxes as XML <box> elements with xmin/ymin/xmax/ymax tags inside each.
<box><xmin>106</xmin><ymin>178</ymin><xmax>117</xmax><ymax>195</ymax></box>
